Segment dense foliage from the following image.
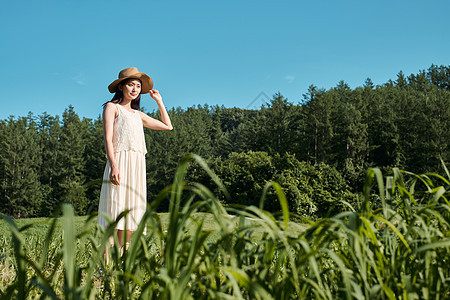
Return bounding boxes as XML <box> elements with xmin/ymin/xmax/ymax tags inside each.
<box><xmin>1</xmin><ymin>155</ymin><xmax>449</xmax><ymax>299</ymax></box>
<box><xmin>0</xmin><ymin>65</ymin><xmax>449</xmax><ymax>217</ymax></box>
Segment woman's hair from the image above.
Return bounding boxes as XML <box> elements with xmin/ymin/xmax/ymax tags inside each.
<box><xmin>102</xmin><ymin>78</ymin><xmax>142</xmax><ymax>110</ymax></box>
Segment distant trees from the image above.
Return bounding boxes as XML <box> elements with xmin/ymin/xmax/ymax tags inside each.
<box><xmin>0</xmin><ymin>114</ymin><xmax>44</xmax><ymax>217</ymax></box>
<box><xmin>205</xmin><ymin>151</ymin><xmax>355</xmax><ymax>218</ymax></box>
<box><xmin>0</xmin><ymin>65</ymin><xmax>448</xmax><ymax>218</ymax></box>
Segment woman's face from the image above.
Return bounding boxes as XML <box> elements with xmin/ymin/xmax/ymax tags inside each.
<box><xmin>119</xmin><ymin>79</ymin><xmax>142</xmax><ymax>100</ymax></box>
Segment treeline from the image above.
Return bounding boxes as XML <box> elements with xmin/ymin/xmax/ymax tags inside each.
<box><xmin>1</xmin><ymin>65</ymin><xmax>449</xmax><ymax>218</ymax></box>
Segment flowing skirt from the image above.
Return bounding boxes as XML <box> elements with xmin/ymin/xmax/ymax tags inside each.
<box><xmin>97</xmin><ymin>150</ymin><xmax>147</xmax><ymax>231</ymax></box>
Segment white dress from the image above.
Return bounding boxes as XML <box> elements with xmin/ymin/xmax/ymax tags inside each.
<box><xmin>97</xmin><ymin>104</ymin><xmax>147</xmax><ymax>231</ymax></box>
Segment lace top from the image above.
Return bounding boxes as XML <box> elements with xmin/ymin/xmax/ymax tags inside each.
<box><xmin>112</xmin><ymin>104</ymin><xmax>147</xmax><ymax>154</ymax></box>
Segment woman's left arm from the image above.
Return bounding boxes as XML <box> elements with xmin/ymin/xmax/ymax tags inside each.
<box><xmin>139</xmin><ymin>89</ymin><xmax>173</xmax><ymax>130</ymax></box>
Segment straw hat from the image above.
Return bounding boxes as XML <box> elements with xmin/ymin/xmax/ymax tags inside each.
<box><xmin>108</xmin><ymin>67</ymin><xmax>153</xmax><ymax>94</ymax></box>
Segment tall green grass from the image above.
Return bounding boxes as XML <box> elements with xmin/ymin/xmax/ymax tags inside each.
<box><xmin>1</xmin><ymin>154</ymin><xmax>449</xmax><ymax>299</ymax></box>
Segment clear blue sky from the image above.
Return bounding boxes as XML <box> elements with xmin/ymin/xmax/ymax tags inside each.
<box><xmin>1</xmin><ymin>0</ymin><xmax>449</xmax><ymax>120</ymax></box>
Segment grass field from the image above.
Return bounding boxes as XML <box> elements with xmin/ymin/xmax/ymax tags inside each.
<box><xmin>0</xmin><ymin>211</ymin><xmax>308</xmax><ymax>296</ymax></box>
<box><xmin>0</xmin><ymin>212</ymin><xmax>307</xmax><ymax>249</ymax></box>
<box><xmin>0</xmin><ymin>211</ymin><xmax>307</xmax><ymax>298</ymax></box>
<box><xmin>0</xmin><ymin>155</ymin><xmax>449</xmax><ymax>299</ymax></box>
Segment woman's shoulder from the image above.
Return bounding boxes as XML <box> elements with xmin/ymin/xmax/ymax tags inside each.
<box><xmin>103</xmin><ymin>102</ymin><xmax>119</xmax><ymax>118</ymax></box>
<box><xmin>104</xmin><ymin>101</ymin><xmax>118</xmax><ymax>110</ymax></box>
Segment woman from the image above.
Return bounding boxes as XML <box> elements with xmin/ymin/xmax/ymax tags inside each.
<box><xmin>98</xmin><ymin>67</ymin><xmax>172</xmax><ymax>254</ymax></box>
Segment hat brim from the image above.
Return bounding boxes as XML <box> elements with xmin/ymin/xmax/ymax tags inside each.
<box><xmin>108</xmin><ymin>73</ymin><xmax>153</xmax><ymax>94</ymax></box>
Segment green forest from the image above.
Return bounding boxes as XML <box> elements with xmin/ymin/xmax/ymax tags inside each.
<box><xmin>1</xmin><ymin>64</ymin><xmax>449</xmax><ymax>219</ymax></box>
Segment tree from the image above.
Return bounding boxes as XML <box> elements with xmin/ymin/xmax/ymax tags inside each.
<box><xmin>83</xmin><ymin>115</ymin><xmax>106</xmax><ymax>214</ymax></box>
<box><xmin>273</xmin><ymin>154</ymin><xmax>356</xmax><ymax>218</ymax></box>
<box><xmin>366</xmin><ymin>86</ymin><xmax>403</xmax><ymax>169</ymax></box>
<box><xmin>298</xmin><ymin>85</ymin><xmax>333</xmax><ymax>165</ymax></box>
<box><xmin>0</xmin><ymin>114</ymin><xmax>44</xmax><ymax>217</ymax></box>
<box><xmin>38</xmin><ymin>112</ymin><xmax>62</xmax><ymax>216</ymax></box>
<box><xmin>395</xmin><ymin>71</ymin><xmax>407</xmax><ymax>88</ymax></box>
<box><xmin>144</xmin><ymin>106</ymin><xmax>214</xmax><ymax>209</ymax></box>
<box><xmin>51</xmin><ymin>106</ymin><xmax>88</xmax><ymax>215</ymax></box>
<box><xmin>260</xmin><ymin>93</ymin><xmax>299</xmax><ymax>155</ymax></box>
<box><xmin>214</xmin><ymin>151</ymin><xmax>276</xmax><ymax>208</ymax></box>
<box><xmin>426</xmin><ymin>64</ymin><xmax>450</xmax><ymax>90</ymax></box>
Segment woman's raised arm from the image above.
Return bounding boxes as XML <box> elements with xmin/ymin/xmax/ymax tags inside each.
<box><xmin>139</xmin><ymin>89</ymin><xmax>173</xmax><ymax>130</ymax></box>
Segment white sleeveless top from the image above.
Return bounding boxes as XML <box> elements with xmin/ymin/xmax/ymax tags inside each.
<box><xmin>112</xmin><ymin>104</ymin><xmax>147</xmax><ymax>154</ymax></box>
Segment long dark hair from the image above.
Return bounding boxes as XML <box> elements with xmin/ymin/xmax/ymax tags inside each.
<box><xmin>102</xmin><ymin>79</ymin><xmax>142</xmax><ymax>110</ymax></box>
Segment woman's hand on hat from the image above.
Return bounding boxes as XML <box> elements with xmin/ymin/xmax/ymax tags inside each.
<box><xmin>149</xmin><ymin>89</ymin><xmax>162</xmax><ymax>103</ymax></box>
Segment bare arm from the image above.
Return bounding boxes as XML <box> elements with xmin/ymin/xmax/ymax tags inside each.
<box><xmin>103</xmin><ymin>102</ymin><xmax>120</xmax><ymax>185</ymax></box>
<box><xmin>139</xmin><ymin>89</ymin><xmax>173</xmax><ymax>130</ymax></box>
